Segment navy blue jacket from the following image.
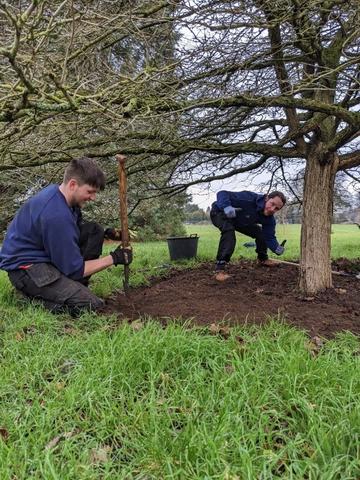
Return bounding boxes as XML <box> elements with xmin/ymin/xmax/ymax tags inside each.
<box><xmin>212</xmin><ymin>190</ymin><xmax>280</xmax><ymax>252</ymax></box>
<box><xmin>0</xmin><ymin>185</ymin><xmax>85</xmax><ymax>279</ymax></box>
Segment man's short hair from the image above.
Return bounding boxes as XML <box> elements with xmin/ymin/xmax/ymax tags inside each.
<box><xmin>64</xmin><ymin>157</ymin><xmax>106</xmax><ymax>190</ymax></box>
<box><xmin>268</xmin><ymin>191</ymin><xmax>286</xmax><ymax>205</ymax></box>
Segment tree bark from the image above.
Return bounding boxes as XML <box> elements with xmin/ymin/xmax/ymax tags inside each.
<box><xmin>299</xmin><ymin>149</ymin><xmax>339</xmax><ymax>294</ymax></box>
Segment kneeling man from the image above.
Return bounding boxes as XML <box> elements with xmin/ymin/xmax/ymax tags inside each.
<box><xmin>0</xmin><ymin>157</ymin><xmax>132</xmax><ymax>315</ymax></box>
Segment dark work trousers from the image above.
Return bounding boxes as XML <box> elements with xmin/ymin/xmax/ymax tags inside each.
<box><xmin>210</xmin><ymin>209</ymin><xmax>268</xmax><ymax>267</ymax></box>
<box><xmin>8</xmin><ymin>221</ymin><xmax>105</xmax><ymax>316</ymax></box>
<box><xmin>78</xmin><ymin>221</ymin><xmax>104</xmax><ymax>261</ymax></box>
<box><xmin>78</xmin><ymin>221</ymin><xmax>104</xmax><ymax>286</ymax></box>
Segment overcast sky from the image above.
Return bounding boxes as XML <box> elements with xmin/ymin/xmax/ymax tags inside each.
<box><xmin>189</xmin><ymin>171</ymin><xmax>272</xmax><ymax>209</ymax></box>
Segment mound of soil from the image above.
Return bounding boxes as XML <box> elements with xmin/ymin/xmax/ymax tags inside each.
<box><xmin>102</xmin><ymin>261</ymin><xmax>360</xmax><ymax>338</ymax></box>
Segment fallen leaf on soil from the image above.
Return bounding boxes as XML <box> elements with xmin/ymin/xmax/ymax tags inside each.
<box><xmin>209</xmin><ymin>323</ymin><xmax>220</xmax><ymax>334</ymax></box>
<box><xmin>45</xmin><ymin>429</ymin><xmax>80</xmax><ymax>450</ymax></box>
<box><xmin>23</xmin><ymin>325</ymin><xmax>37</xmax><ymax>335</ymax></box>
<box><xmin>209</xmin><ymin>323</ymin><xmax>231</xmax><ymax>338</ymax></box>
<box><xmin>159</xmin><ymin>372</ymin><xmax>171</xmax><ymax>383</ymax></box>
<box><xmin>306</xmin><ymin>335</ymin><xmax>325</xmax><ymax>356</ymax></box>
<box><xmin>15</xmin><ymin>332</ymin><xmax>24</xmax><ymax>341</ymax></box>
<box><xmin>0</xmin><ymin>427</ymin><xmax>9</xmax><ymax>441</ymax></box>
<box><xmin>312</xmin><ymin>336</ymin><xmax>324</xmax><ymax>347</ymax></box>
<box><xmin>63</xmin><ymin>325</ymin><xmax>78</xmax><ymax>335</ymax></box>
<box><xmin>90</xmin><ymin>445</ymin><xmax>112</xmax><ymax>464</ymax></box>
<box><xmin>224</xmin><ymin>364</ymin><xmax>235</xmax><ymax>374</ymax></box>
<box><xmin>130</xmin><ymin>320</ymin><xmax>144</xmax><ymax>331</ymax></box>
<box><xmin>59</xmin><ymin>359</ymin><xmax>78</xmax><ymax>374</ymax></box>
<box><xmin>45</xmin><ymin>435</ymin><xmax>63</xmax><ymax>450</ymax></box>
<box><xmin>63</xmin><ymin>430</ymin><xmax>79</xmax><ymax>439</ymax></box>
<box><xmin>335</xmin><ymin>288</ymin><xmax>347</xmax><ymax>294</ymax></box>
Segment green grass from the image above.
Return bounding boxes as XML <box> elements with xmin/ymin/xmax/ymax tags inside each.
<box><xmin>0</xmin><ymin>224</ymin><xmax>360</xmax><ymax>479</ymax></box>
<box><xmin>185</xmin><ymin>223</ymin><xmax>360</xmax><ymax>263</ymax></box>
<box><xmin>1</xmin><ymin>316</ymin><xmax>359</xmax><ymax>479</ymax></box>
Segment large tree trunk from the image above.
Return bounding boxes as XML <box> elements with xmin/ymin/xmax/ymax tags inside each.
<box><xmin>299</xmin><ymin>150</ymin><xmax>339</xmax><ymax>295</ymax></box>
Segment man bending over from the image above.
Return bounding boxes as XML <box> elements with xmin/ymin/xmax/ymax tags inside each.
<box><xmin>210</xmin><ymin>190</ymin><xmax>286</xmax><ymax>281</ymax></box>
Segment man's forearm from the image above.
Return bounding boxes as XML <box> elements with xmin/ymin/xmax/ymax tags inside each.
<box><xmin>83</xmin><ymin>255</ymin><xmax>114</xmax><ymax>277</ymax></box>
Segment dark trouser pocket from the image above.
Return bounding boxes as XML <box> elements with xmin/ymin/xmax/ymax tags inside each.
<box><xmin>25</xmin><ymin>263</ymin><xmax>61</xmax><ymax>287</ymax></box>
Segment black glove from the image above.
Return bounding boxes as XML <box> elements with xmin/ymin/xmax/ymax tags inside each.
<box><xmin>110</xmin><ymin>246</ymin><xmax>133</xmax><ymax>265</ymax></box>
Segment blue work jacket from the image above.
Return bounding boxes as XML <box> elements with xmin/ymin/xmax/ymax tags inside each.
<box><xmin>0</xmin><ymin>185</ymin><xmax>84</xmax><ymax>279</ymax></box>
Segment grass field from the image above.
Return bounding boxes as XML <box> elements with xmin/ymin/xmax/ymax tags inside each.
<box><xmin>185</xmin><ymin>223</ymin><xmax>360</xmax><ymax>263</ymax></box>
<box><xmin>0</xmin><ymin>224</ymin><xmax>359</xmax><ymax>479</ymax></box>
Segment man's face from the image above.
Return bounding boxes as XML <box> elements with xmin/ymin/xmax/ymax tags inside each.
<box><xmin>69</xmin><ymin>181</ymin><xmax>98</xmax><ymax>207</ymax></box>
<box><xmin>263</xmin><ymin>196</ymin><xmax>284</xmax><ymax>216</ymax></box>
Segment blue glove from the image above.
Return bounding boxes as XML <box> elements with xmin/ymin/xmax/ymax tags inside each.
<box><xmin>274</xmin><ymin>240</ymin><xmax>286</xmax><ymax>256</ymax></box>
<box><xmin>224</xmin><ymin>206</ymin><xmax>236</xmax><ymax>218</ymax></box>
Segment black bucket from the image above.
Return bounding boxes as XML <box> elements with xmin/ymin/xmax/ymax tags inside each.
<box><xmin>167</xmin><ymin>234</ymin><xmax>199</xmax><ymax>261</ymax></box>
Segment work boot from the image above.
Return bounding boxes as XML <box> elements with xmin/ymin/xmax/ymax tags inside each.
<box><xmin>214</xmin><ymin>260</ymin><xmax>230</xmax><ymax>281</ymax></box>
<box><xmin>258</xmin><ymin>259</ymin><xmax>279</xmax><ymax>267</ymax></box>
<box><xmin>215</xmin><ymin>271</ymin><xmax>231</xmax><ymax>281</ymax></box>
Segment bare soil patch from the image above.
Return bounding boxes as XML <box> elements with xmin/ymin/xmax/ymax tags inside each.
<box><xmin>102</xmin><ymin>260</ymin><xmax>360</xmax><ymax>337</ymax></box>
